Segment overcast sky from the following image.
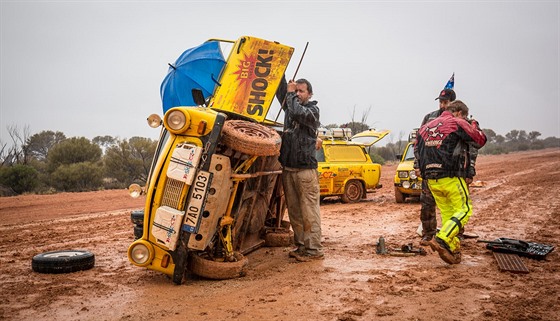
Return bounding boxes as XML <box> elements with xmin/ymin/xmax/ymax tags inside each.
<box><xmin>1</xmin><ymin>1</ymin><xmax>559</xmax><ymax>147</ymax></box>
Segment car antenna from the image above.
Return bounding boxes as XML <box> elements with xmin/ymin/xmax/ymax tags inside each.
<box><xmin>274</xmin><ymin>41</ymin><xmax>309</xmax><ymax>123</ymax></box>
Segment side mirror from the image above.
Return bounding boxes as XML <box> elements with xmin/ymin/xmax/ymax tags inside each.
<box><xmin>192</xmin><ymin>89</ymin><xmax>206</xmax><ymax>106</ymax></box>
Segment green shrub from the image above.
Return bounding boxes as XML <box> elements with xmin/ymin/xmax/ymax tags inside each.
<box><xmin>50</xmin><ymin>162</ymin><xmax>104</xmax><ymax>192</ymax></box>
<box><xmin>0</xmin><ymin>164</ymin><xmax>39</xmax><ymax>194</ymax></box>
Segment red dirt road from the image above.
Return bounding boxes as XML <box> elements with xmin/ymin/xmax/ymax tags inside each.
<box><xmin>1</xmin><ymin>148</ymin><xmax>559</xmax><ymax>321</ymax></box>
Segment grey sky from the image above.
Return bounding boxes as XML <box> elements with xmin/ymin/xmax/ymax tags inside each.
<box><xmin>1</xmin><ymin>1</ymin><xmax>559</xmax><ymax>146</ymax></box>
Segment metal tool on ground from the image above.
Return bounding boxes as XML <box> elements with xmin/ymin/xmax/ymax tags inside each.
<box><xmin>389</xmin><ymin>243</ymin><xmax>427</xmax><ymax>256</ymax></box>
<box><xmin>477</xmin><ymin>237</ymin><xmax>554</xmax><ymax>260</ymax></box>
<box><xmin>376</xmin><ymin>236</ymin><xmax>388</xmax><ymax>255</ymax></box>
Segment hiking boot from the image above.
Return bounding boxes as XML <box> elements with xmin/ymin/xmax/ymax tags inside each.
<box><xmin>294</xmin><ymin>253</ymin><xmax>324</xmax><ymax>262</ymax></box>
<box><xmin>288</xmin><ymin>248</ymin><xmax>305</xmax><ymax>258</ymax></box>
<box><xmin>428</xmin><ymin>237</ymin><xmax>461</xmax><ymax>264</ymax></box>
<box><xmin>420</xmin><ymin>235</ymin><xmax>433</xmax><ymax>246</ymax></box>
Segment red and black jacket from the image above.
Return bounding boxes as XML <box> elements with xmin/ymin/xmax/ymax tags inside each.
<box><xmin>415</xmin><ymin>111</ymin><xmax>487</xmax><ymax>179</ymax></box>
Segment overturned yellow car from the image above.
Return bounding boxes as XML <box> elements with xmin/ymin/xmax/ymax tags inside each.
<box><xmin>316</xmin><ymin>128</ymin><xmax>389</xmax><ymax>203</ymax></box>
<box><xmin>127</xmin><ymin>36</ymin><xmax>294</xmax><ymax>284</ymax></box>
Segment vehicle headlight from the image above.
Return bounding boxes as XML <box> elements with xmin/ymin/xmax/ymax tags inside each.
<box><xmin>128</xmin><ymin>241</ymin><xmax>154</xmax><ymax>267</ymax></box>
<box><xmin>402</xmin><ymin>181</ymin><xmax>411</xmax><ymax>189</ymax></box>
<box><xmin>164</xmin><ymin>109</ymin><xmax>191</xmax><ymax>133</ymax></box>
<box><xmin>398</xmin><ymin>171</ymin><xmax>409</xmax><ymax>179</ymax></box>
<box><xmin>409</xmin><ymin>170</ymin><xmax>417</xmax><ymax>180</ymax></box>
<box><xmin>128</xmin><ymin>183</ymin><xmax>143</xmax><ymax>198</ymax></box>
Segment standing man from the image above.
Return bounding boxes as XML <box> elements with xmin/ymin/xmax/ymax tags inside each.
<box><xmin>414</xmin><ymin>88</ymin><xmax>456</xmax><ymax>245</ymax></box>
<box><xmin>276</xmin><ymin>76</ymin><xmax>323</xmax><ymax>262</ymax></box>
<box><xmin>414</xmin><ymin>100</ymin><xmax>487</xmax><ymax>264</ymax></box>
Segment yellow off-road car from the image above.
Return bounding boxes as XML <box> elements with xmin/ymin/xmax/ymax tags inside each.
<box><xmin>316</xmin><ymin>128</ymin><xmax>389</xmax><ymax>203</ymax></box>
<box><xmin>394</xmin><ymin>142</ymin><xmax>422</xmax><ymax>203</ymax></box>
<box><xmin>127</xmin><ymin>36</ymin><xmax>294</xmax><ymax>284</ymax></box>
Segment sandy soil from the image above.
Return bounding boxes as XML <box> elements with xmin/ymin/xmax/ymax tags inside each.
<box><xmin>0</xmin><ymin>148</ymin><xmax>559</xmax><ymax>321</ymax></box>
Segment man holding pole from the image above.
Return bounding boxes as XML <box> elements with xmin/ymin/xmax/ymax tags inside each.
<box><xmin>275</xmin><ymin>76</ymin><xmax>323</xmax><ymax>262</ymax></box>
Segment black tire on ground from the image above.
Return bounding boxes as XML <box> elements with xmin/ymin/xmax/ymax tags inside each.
<box><xmin>189</xmin><ymin>252</ymin><xmax>248</xmax><ymax>280</ymax></box>
<box><xmin>264</xmin><ymin>230</ymin><xmax>293</xmax><ymax>247</ymax></box>
<box><xmin>221</xmin><ymin>120</ymin><xmax>281</xmax><ymax>156</ymax></box>
<box><xmin>130</xmin><ymin>209</ymin><xmax>144</xmax><ymax>225</ymax></box>
<box><xmin>394</xmin><ymin>187</ymin><xmax>405</xmax><ymax>203</ymax></box>
<box><xmin>133</xmin><ymin>225</ymin><xmax>143</xmax><ymax>239</ymax></box>
<box><xmin>341</xmin><ymin>180</ymin><xmax>364</xmax><ymax>203</ymax></box>
<box><xmin>32</xmin><ymin>250</ymin><xmax>95</xmax><ymax>274</ymax></box>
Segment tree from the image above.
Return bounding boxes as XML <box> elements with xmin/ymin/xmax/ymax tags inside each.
<box><xmin>25</xmin><ymin>130</ymin><xmax>66</xmax><ymax>162</ymax></box>
<box><xmin>93</xmin><ymin>135</ymin><xmax>116</xmax><ymax>154</ymax></box>
<box><xmin>104</xmin><ymin>137</ymin><xmax>157</xmax><ymax>186</ymax></box>
<box><xmin>528</xmin><ymin>131</ymin><xmax>541</xmax><ymax>141</ymax></box>
<box><xmin>47</xmin><ymin>137</ymin><xmax>102</xmax><ymax>172</ymax></box>
<box><xmin>1</xmin><ymin>125</ymin><xmax>31</xmax><ymax>166</ymax></box>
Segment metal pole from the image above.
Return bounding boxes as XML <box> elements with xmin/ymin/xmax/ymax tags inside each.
<box><xmin>274</xmin><ymin>42</ymin><xmax>309</xmax><ymax>123</ymax></box>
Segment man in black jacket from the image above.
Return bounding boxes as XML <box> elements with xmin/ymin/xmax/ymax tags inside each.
<box><xmin>276</xmin><ymin>77</ymin><xmax>323</xmax><ymax>262</ymax></box>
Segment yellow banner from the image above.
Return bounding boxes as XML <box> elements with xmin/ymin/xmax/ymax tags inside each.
<box><xmin>211</xmin><ymin>36</ymin><xmax>294</xmax><ymax>123</ymax></box>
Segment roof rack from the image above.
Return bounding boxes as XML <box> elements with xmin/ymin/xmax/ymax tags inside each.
<box><xmin>318</xmin><ymin>128</ymin><xmax>353</xmax><ymax>141</ymax></box>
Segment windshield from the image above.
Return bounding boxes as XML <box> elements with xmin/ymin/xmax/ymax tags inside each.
<box><xmin>146</xmin><ymin>128</ymin><xmax>170</xmax><ymax>186</ymax></box>
<box><xmin>404</xmin><ymin>144</ymin><xmax>415</xmax><ymax>161</ymax></box>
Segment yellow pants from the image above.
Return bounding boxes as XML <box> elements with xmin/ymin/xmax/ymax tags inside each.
<box><xmin>427</xmin><ymin>177</ymin><xmax>472</xmax><ymax>252</ymax></box>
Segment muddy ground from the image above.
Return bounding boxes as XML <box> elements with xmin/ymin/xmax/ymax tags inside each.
<box><xmin>0</xmin><ymin>148</ymin><xmax>559</xmax><ymax>321</ymax></box>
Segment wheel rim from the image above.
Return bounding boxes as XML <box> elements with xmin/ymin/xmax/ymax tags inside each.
<box><xmin>346</xmin><ymin>182</ymin><xmax>362</xmax><ymax>201</ymax></box>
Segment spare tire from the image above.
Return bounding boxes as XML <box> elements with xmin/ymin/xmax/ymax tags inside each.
<box><xmin>221</xmin><ymin>120</ymin><xmax>281</xmax><ymax>156</ymax></box>
<box><xmin>32</xmin><ymin>250</ymin><xmax>95</xmax><ymax>274</ymax></box>
<box><xmin>189</xmin><ymin>252</ymin><xmax>248</xmax><ymax>280</ymax></box>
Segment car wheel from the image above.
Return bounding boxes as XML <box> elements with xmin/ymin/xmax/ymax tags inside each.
<box><xmin>395</xmin><ymin>187</ymin><xmax>405</xmax><ymax>203</ymax></box>
<box><xmin>130</xmin><ymin>209</ymin><xmax>144</xmax><ymax>225</ymax></box>
<box><xmin>133</xmin><ymin>225</ymin><xmax>143</xmax><ymax>240</ymax></box>
<box><xmin>221</xmin><ymin>120</ymin><xmax>281</xmax><ymax>156</ymax></box>
<box><xmin>264</xmin><ymin>229</ymin><xmax>293</xmax><ymax>247</ymax></box>
<box><xmin>32</xmin><ymin>250</ymin><xmax>95</xmax><ymax>274</ymax></box>
<box><xmin>189</xmin><ymin>252</ymin><xmax>248</xmax><ymax>280</ymax></box>
<box><xmin>341</xmin><ymin>180</ymin><xmax>364</xmax><ymax>203</ymax></box>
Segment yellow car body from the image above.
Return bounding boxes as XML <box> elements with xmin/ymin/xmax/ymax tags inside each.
<box><xmin>317</xmin><ymin>128</ymin><xmax>389</xmax><ymax>203</ymax></box>
<box><xmin>394</xmin><ymin>142</ymin><xmax>422</xmax><ymax>203</ymax></box>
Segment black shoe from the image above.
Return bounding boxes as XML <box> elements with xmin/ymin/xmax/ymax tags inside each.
<box><xmin>428</xmin><ymin>237</ymin><xmax>461</xmax><ymax>264</ymax></box>
<box><xmin>294</xmin><ymin>253</ymin><xmax>324</xmax><ymax>262</ymax></box>
<box><xmin>288</xmin><ymin>248</ymin><xmax>304</xmax><ymax>258</ymax></box>
<box><xmin>420</xmin><ymin>235</ymin><xmax>433</xmax><ymax>246</ymax></box>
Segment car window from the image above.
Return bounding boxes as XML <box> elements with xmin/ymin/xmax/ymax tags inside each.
<box><xmin>404</xmin><ymin>144</ymin><xmax>415</xmax><ymax>161</ymax></box>
<box><xmin>325</xmin><ymin>145</ymin><xmax>368</xmax><ymax>162</ymax></box>
<box><xmin>316</xmin><ymin>147</ymin><xmax>325</xmax><ymax>162</ymax></box>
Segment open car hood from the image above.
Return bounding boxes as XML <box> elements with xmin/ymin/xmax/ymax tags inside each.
<box><xmin>351</xmin><ymin>129</ymin><xmax>390</xmax><ymax>146</ymax></box>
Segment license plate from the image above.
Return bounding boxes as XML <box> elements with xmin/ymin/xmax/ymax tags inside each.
<box><xmin>182</xmin><ymin>170</ymin><xmax>212</xmax><ymax>234</ymax></box>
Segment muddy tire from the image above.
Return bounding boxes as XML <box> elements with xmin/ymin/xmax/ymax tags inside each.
<box><xmin>133</xmin><ymin>225</ymin><xmax>143</xmax><ymax>239</ymax></box>
<box><xmin>130</xmin><ymin>209</ymin><xmax>144</xmax><ymax>225</ymax></box>
<box><xmin>341</xmin><ymin>180</ymin><xmax>364</xmax><ymax>203</ymax></box>
<box><xmin>394</xmin><ymin>187</ymin><xmax>405</xmax><ymax>203</ymax></box>
<box><xmin>264</xmin><ymin>230</ymin><xmax>293</xmax><ymax>247</ymax></box>
<box><xmin>221</xmin><ymin>120</ymin><xmax>281</xmax><ymax>156</ymax></box>
<box><xmin>189</xmin><ymin>252</ymin><xmax>248</xmax><ymax>280</ymax></box>
<box><xmin>32</xmin><ymin>250</ymin><xmax>95</xmax><ymax>274</ymax></box>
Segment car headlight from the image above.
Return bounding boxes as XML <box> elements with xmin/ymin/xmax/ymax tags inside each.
<box><xmin>164</xmin><ymin>109</ymin><xmax>191</xmax><ymax>133</ymax></box>
<box><xmin>402</xmin><ymin>181</ymin><xmax>411</xmax><ymax>189</ymax></box>
<box><xmin>409</xmin><ymin>170</ymin><xmax>417</xmax><ymax>180</ymax></box>
<box><xmin>398</xmin><ymin>171</ymin><xmax>409</xmax><ymax>179</ymax></box>
<box><xmin>128</xmin><ymin>241</ymin><xmax>154</xmax><ymax>267</ymax></box>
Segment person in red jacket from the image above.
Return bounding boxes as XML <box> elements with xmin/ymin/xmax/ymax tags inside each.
<box><xmin>414</xmin><ymin>100</ymin><xmax>487</xmax><ymax>264</ymax></box>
